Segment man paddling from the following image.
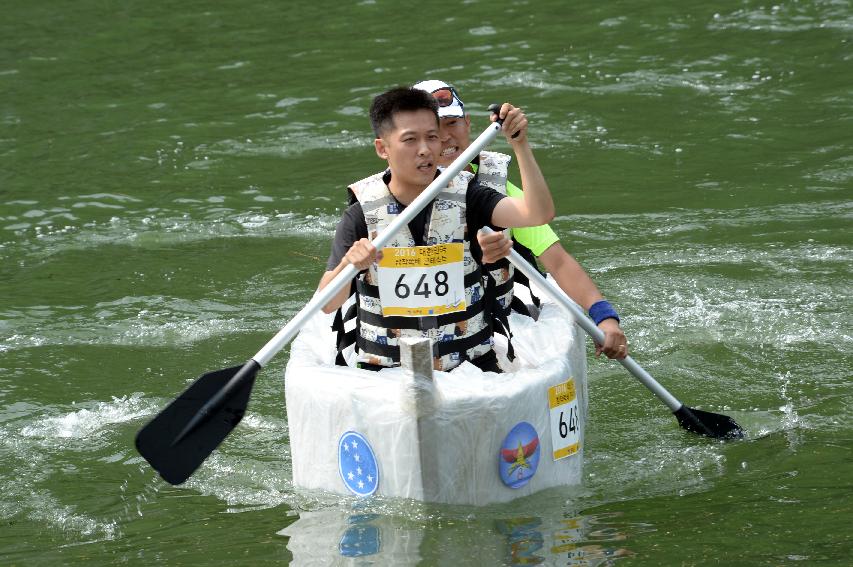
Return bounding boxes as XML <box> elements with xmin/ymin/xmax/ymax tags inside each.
<box><xmin>412</xmin><ymin>80</ymin><xmax>629</xmax><ymax>360</ymax></box>
<box><xmin>318</xmin><ymin>86</ymin><xmax>555</xmax><ymax>372</ymax></box>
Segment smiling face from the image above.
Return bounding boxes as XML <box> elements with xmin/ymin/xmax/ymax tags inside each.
<box><xmin>374</xmin><ymin>109</ymin><xmax>442</xmax><ymax>196</ymax></box>
<box><xmin>436</xmin><ymin>114</ymin><xmax>472</xmax><ymax>167</ymax></box>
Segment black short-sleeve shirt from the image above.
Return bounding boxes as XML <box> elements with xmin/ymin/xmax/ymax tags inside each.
<box><xmin>326</xmin><ymin>172</ymin><xmax>506</xmax><ymax>271</ymax></box>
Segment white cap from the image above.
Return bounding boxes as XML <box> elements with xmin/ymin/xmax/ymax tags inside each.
<box><xmin>412</xmin><ymin>79</ymin><xmax>465</xmax><ymax>118</ymax></box>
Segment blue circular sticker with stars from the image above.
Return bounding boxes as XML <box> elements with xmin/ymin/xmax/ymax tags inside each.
<box><xmin>498</xmin><ymin>421</ymin><xmax>541</xmax><ymax>489</ymax></box>
<box><xmin>338</xmin><ymin>431</ymin><xmax>379</xmax><ymax>497</ymax></box>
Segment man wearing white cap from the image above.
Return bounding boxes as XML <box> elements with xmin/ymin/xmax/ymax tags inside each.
<box><xmin>412</xmin><ymin>80</ymin><xmax>629</xmax><ymax>360</ymax></box>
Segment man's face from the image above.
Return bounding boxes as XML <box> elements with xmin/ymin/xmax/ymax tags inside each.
<box><xmin>374</xmin><ymin>109</ymin><xmax>441</xmax><ymax>190</ymax></box>
<box><xmin>437</xmin><ymin>115</ymin><xmax>472</xmax><ymax>167</ymax></box>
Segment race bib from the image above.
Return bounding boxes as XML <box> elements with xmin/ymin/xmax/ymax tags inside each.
<box><xmin>377</xmin><ymin>243</ymin><xmax>465</xmax><ymax>317</ymax></box>
<box><xmin>548</xmin><ymin>378</ymin><xmax>581</xmax><ymax>460</ymax></box>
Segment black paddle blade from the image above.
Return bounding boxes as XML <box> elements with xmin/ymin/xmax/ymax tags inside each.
<box><xmin>135</xmin><ymin>363</ymin><xmax>257</xmax><ymax>485</ymax></box>
<box><xmin>674</xmin><ymin>405</ymin><xmax>744</xmax><ymax>440</ymax></box>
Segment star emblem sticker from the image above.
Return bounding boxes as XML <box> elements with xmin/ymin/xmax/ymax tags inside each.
<box><xmin>338</xmin><ymin>431</ymin><xmax>379</xmax><ymax>497</ymax></box>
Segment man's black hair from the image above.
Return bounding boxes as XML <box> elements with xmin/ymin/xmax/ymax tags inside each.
<box><xmin>369</xmin><ymin>87</ymin><xmax>439</xmax><ymax>138</ymax></box>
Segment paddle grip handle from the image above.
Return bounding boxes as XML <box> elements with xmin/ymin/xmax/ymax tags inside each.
<box><xmin>488</xmin><ymin>103</ymin><xmax>520</xmax><ymax>139</ymax></box>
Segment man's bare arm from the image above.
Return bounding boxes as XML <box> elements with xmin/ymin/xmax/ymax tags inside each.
<box><xmin>489</xmin><ymin>103</ymin><xmax>555</xmax><ymax>229</ymax></box>
<box><xmin>538</xmin><ymin>243</ymin><xmax>628</xmax><ymax>359</ymax></box>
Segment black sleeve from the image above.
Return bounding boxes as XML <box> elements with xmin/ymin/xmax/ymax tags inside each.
<box><xmin>326</xmin><ymin>202</ymin><xmax>367</xmax><ymax>271</ymax></box>
<box><xmin>466</xmin><ymin>181</ymin><xmax>507</xmax><ymax>233</ymax></box>
<box><xmin>465</xmin><ymin>181</ymin><xmax>507</xmax><ymax>264</ymax></box>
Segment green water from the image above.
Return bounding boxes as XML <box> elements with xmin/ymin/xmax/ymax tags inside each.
<box><xmin>2</xmin><ymin>0</ymin><xmax>851</xmax><ymax>564</ymax></box>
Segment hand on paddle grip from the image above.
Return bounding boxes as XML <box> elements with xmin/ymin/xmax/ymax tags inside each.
<box><xmin>594</xmin><ymin>318</ymin><xmax>629</xmax><ymax>360</ymax></box>
<box><xmin>477</xmin><ymin>228</ymin><xmax>514</xmax><ymax>264</ymax></box>
<box><xmin>345</xmin><ymin>238</ymin><xmax>379</xmax><ymax>271</ymax></box>
<box><xmin>488</xmin><ymin>103</ymin><xmax>523</xmax><ymax>140</ymax></box>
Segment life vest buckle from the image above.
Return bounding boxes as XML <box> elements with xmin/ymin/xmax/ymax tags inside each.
<box><xmin>418</xmin><ymin>316</ymin><xmax>439</xmax><ymax>331</ymax></box>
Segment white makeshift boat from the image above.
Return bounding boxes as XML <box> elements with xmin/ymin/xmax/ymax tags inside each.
<box><xmin>285</xmin><ymin>280</ymin><xmax>588</xmax><ymax>506</ymax></box>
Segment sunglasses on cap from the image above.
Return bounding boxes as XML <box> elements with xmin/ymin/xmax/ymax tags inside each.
<box><xmin>430</xmin><ymin>87</ymin><xmax>462</xmax><ymax>108</ymax></box>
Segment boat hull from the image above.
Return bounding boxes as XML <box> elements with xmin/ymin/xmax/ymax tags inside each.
<box><xmin>285</xmin><ymin>286</ymin><xmax>588</xmax><ymax>506</ymax></box>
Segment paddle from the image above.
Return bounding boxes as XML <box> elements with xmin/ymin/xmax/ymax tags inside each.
<box><xmin>480</xmin><ymin>227</ymin><xmax>744</xmax><ymax>440</ymax></box>
<box><xmin>135</xmin><ymin>119</ymin><xmax>507</xmax><ymax>485</ymax></box>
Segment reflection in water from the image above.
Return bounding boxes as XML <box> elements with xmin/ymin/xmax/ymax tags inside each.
<box><xmin>337</xmin><ymin>514</ymin><xmax>382</xmax><ymax>558</ymax></box>
<box><xmin>279</xmin><ymin>508</ymin><xmax>640</xmax><ymax>565</ymax></box>
<box><xmin>496</xmin><ymin>517</ymin><xmax>545</xmax><ymax>564</ymax></box>
<box><xmin>280</xmin><ymin>508</ymin><xmax>423</xmax><ymax>565</ymax></box>
<box><xmin>496</xmin><ymin>513</ymin><xmax>636</xmax><ymax>566</ymax></box>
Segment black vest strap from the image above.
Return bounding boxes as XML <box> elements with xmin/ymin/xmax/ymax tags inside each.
<box><xmin>483</xmin><ymin>271</ymin><xmax>515</xmax><ymax>362</ymax></box>
<box><xmin>492</xmin><ymin>278</ymin><xmax>515</xmax><ymax>305</ymax></box>
<box><xmin>468</xmin><ymin>349</ymin><xmax>502</xmax><ymax>373</ymax></box>
<box><xmin>510</xmin><ymin>295</ymin><xmax>532</xmax><ymax>318</ymax></box>
<box><xmin>357</xmin><ymin>296</ymin><xmax>486</xmax><ymax>331</ymax></box>
<box><xmin>492</xmin><ymin>315</ymin><xmax>515</xmax><ymax>361</ymax></box>
<box><xmin>510</xmin><ymin>240</ymin><xmax>543</xmax><ymax>308</ymax></box>
<box><xmin>483</xmin><ymin>257</ymin><xmax>510</xmax><ymax>269</ymax></box>
<box><xmin>332</xmin><ymin>302</ymin><xmax>358</xmax><ymax>366</ymax></box>
<box><xmin>356</xmin><ymin>323</ymin><xmax>493</xmax><ymax>363</ymax></box>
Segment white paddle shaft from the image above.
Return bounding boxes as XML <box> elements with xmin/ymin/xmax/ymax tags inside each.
<box><xmin>479</xmin><ymin>226</ymin><xmax>683</xmax><ymax>412</ymax></box>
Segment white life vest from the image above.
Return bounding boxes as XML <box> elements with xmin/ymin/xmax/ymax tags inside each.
<box><xmin>345</xmin><ymin>170</ymin><xmax>493</xmax><ymax>371</ymax></box>
<box><xmin>475</xmin><ymin>151</ymin><xmax>517</xmax><ymax>322</ymax></box>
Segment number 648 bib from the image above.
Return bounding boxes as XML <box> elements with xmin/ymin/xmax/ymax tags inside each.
<box><xmin>376</xmin><ymin>243</ymin><xmax>466</xmax><ymax>317</ymax></box>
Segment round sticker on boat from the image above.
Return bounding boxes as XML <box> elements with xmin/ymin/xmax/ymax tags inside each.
<box><xmin>338</xmin><ymin>431</ymin><xmax>379</xmax><ymax>497</ymax></box>
<box><xmin>498</xmin><ymin>421</ymin><xmax>541</xmax><ymax>489</ymax></box>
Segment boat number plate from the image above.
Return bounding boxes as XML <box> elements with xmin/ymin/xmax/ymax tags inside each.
<box><xmin>548</xmin><ymin>378</ymin><xmax>581</xmax><ymax>460</ymax></box>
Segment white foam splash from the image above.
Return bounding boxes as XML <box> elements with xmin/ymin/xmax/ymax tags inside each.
<box><xmin>21</xmin><ymin>394</ymin><xmax>155</xmax><ymax>441</ymax></box>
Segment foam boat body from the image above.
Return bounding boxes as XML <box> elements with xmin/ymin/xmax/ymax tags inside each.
<box><xmin>285</xmin><ymin>281</ymin><xmax>588</xmax><ymax>506</ymax></box>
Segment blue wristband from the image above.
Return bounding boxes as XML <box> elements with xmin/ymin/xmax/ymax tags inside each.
<box><xmin>588</xmin><ymin>300</ymin><xmax>620</xmax><ymax>325</ymax></box>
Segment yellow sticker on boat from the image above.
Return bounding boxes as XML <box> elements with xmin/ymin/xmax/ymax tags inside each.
<box><xmin>548</xmin><ymin>378</ymin><xmax>581</xmax><ymax>460</ymax></box>
<box><xmin>377</xmin><ymin>243</ymin><xmax>466</xmax><ymax>317</ymax></box>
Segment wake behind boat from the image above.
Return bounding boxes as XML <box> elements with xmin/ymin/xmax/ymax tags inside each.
<box><xmin>285</xmin><ymin>279</ymin><xmax>589</xmax><ymax>506</ymax></box>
